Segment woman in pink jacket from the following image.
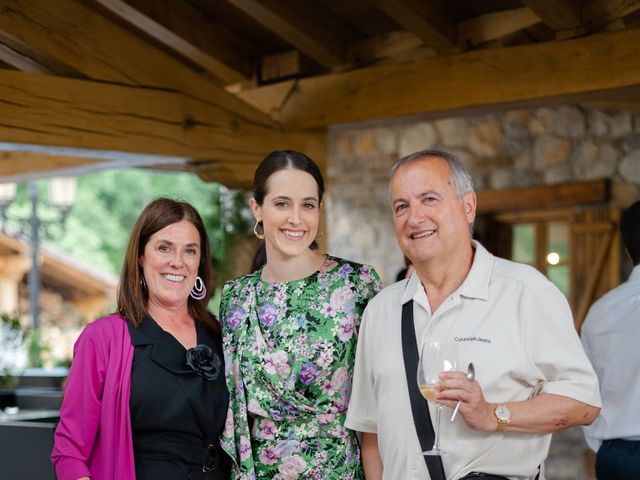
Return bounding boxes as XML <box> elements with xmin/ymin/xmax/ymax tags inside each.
<box><xmin>51</xmin><ymin>198</ymin><xmax>230</xmax><ymax>480</ymax></box>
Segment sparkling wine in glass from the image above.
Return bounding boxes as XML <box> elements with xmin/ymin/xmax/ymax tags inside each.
<box><xmin>417</xmin><ymin>338</ymin><xmax>458</xmax><ymax>455</ymax></box>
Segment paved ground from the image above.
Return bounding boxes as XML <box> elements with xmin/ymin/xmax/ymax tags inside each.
<box><xmin>545</xmin><ymin>426</ymin><xmax>596</xmax><ymax>479</ymax></box>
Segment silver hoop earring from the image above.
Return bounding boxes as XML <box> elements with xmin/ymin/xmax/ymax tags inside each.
<box><xmin>190</xmin><ymin>276</ymin><xmax>207</xmax><ymax>300</ymax></box>
<box><xmin>253</xmin><ymin>220</ymin><xmax>265</xmax><ymax>240</ymax></box>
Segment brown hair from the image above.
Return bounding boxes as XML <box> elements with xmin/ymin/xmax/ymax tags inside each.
<box><xmin>117</xmin><ymin>198</ymin><xmax>216</xmax><ymax>333</ymax></box>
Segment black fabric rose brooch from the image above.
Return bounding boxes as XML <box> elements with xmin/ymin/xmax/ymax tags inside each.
<box><xmin>185</xmin><ymin>344</ymin><xmax>222</xmax><ymax>381</ymax></box>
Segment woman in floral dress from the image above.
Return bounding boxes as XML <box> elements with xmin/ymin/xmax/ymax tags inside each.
<box><xmin>220</xmin><ymin>150</ymin><xmax>381</xmax><ymax>479</ymax></box>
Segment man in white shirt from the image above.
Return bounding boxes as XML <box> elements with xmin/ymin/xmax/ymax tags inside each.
<box><xmin>581</xmin><ymin>201</ymin><xmax>640</xmax><ymax>479</ymax></box>
<box><xmin>346</xmin><ymin>150</ymin><xmax>601</xmax><ymax>480</ymax></box>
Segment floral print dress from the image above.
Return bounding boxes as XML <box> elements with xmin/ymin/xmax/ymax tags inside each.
<box><xmin>220</xmin><ymin>256</ymin><xmax>381</xmax><ymax>480</ymax></box>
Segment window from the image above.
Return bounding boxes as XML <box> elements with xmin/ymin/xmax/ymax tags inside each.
<box><xmin>478</xmin><ymin>205</ymin><xmax>620</xmax><ymax>330</ymax></box>
<box><xmin>510</xmin><ymin>220</ymin><xmax>570</xmax><ymax>297</ymax></box>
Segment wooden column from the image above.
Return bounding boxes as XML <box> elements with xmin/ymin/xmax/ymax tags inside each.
<box><xmin>0</xmin><ymin>254</ymin><xmax>31</xmax><ymax>315</ymax></box>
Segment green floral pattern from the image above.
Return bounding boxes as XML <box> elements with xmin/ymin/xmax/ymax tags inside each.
<box><xmin>220</xmin><ymin>256</ymin><xmax>381</xmax><ymax>479</ymax></box>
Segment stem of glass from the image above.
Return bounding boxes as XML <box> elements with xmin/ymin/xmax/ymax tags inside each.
<box><xmin>433</xmin><ymin>405</ymin><xmax>442</xmax><ymax>451</ymax></box>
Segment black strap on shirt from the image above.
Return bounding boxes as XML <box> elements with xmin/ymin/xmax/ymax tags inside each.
<box><xmin>401</xmin><ymin>300</ymin><xmax>446</xmax><ymax>480</ymax></box>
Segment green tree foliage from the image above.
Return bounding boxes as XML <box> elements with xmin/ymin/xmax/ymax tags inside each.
<box><xmin>7</xmin><ymin>169</ymin><xmax>252</xmax><ymax>283</ymax></box>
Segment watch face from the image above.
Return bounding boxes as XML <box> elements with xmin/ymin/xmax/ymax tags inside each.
<box><xmin>496</xmin><ymin>405</ymin><xmax>511</xmax><ymax>421</ymax></box>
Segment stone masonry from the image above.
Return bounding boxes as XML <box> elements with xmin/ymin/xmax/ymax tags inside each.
<box><xmin>326</xmin><ymin>106</ymin><xmax>640</xmax><ymax>284</ymax></box>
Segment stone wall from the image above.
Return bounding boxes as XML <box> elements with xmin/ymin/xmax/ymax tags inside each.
<box><xmin>326</xmin><ymin>106</ymin><xmax>640</xmax><ymax>284</ymax></box>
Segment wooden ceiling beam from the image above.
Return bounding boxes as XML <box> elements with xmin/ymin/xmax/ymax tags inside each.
<box><xmin>224</xmin><ymin>0</ymin><xmax>346</xmax><ymax>68</ymax></box>
<box><xmin>0</xmin><ymin>0</ymin><xmax>273</xmax><ymax>125</ymax></box>
<box><xmin>476</xmin><ymin>180</ymin><xmax>609</xmax><ymax>214</ymax></box>
<box><xmin>0</xmin><ymin>29</ymin><xmax>80</xmax><ymax>76</ymax></box>
<box><xmin>519</xmin><ymin>0</ymin><xmax>582</xmax><ymax>31</ymax></box>
<box><xmin>0</xmin><ymin>69</ymin><xmax>324</xmax><ymax>188</ymax></box>
<box><xmin>0</xmin><ymin>42</ymin><xmax>51</xmax><ymax>73</ymax></box>
<box><xmin>374</xmin><ymin>0</ymin><xmax>457</xmax><ymax>48</ymax></box>
<box><xmin>235</xmin><ymin>27</ymin><xmax>640</xmax><ymax>128</ymax></box>
<box><xmin>347</xmin><ymin>30</ymin><xmax>430</xmax><ymax>66</ymax></box>
<box><xmin>582</xmin><ymin>0</ymin><xmax>640</xmax><ymax>30</ymax></box>
<box><xmin>0</xmin><ymin>152</ymin><xmax>103</xmax><ymax>178</ymax></box>
<box><xmin>94</xmin><ymin>0</ymin><xmax>250</xmax><ymax>85</ymax></box>
<box><xmin>458</xmin><ymin>8</ymin><xmax>542</xmax><ymax>49</ymax></box>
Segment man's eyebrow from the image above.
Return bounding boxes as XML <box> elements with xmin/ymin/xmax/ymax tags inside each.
<box><xmin>417</xmin><ymin>190</ymin><xmax>440</xmax><ymax>198</ymax></box>
<box><xmin>392</xmin><ymin>190</ymin><xmax>440</xmax><ymax>204</ymax></box>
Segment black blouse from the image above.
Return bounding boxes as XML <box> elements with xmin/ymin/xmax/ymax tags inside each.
<box><xmin>128</xmin><ymin>316</ymin><xmax>230</xmax><ymax>480</ymax></box>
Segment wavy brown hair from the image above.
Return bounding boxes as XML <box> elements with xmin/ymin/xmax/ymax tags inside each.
<box><xmin>117</xmin><ymin>198</ymin><xmax>216</xmax><ymax>333</ymax></box>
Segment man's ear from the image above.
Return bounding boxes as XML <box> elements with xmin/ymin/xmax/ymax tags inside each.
<box><xmin>463</xmin><ymin>191</ymin><xmax>477</xmax><ymax>224</ymax></box>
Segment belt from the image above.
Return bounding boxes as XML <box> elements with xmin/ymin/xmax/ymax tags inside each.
<box><xmin>460</xmin><ymin>474</ymin><xmax>509</xmax><ymax>480</ymax></box>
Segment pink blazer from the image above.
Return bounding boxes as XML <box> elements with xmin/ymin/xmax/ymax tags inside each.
<box><xmin>51</xmin><ymin>313</ymin><xmax>136</xmax><ymax>480</ymax></box>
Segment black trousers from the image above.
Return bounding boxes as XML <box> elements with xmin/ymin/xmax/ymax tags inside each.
<box><xmin>596</xmin><ymin>439</ymin><xmax>640</xmax><ymax>480</ymax></box>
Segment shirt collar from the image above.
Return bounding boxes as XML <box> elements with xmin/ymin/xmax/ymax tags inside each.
<box><xmin>458</xmin><ymin>240</ymin><xmax>492</xmax><ymax>301</ymax></box>
<box><xmin>400</xmin><ymin>240</ymin><xmax>493</xmax><ymax>306</ymax></box>
<box><xmin>129</xmin><ymin>316</ymin><xmax>213</xmax><ymax>375</ymax></box>
<box><xmin>127</xmin><ymin>315</ymin><xmax>154</xmax><ymax>346</ymax></box>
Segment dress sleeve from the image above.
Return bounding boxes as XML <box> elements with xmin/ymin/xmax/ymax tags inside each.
<box><xmin>51</xmin><ymin>323</ymin><xmax>107</xmax><ymax>480</ymax></box>
<box><xmin>219</xmin><ymin>282</ymin><xmax>231</xmax><ymax>330</ymax></box>
<box><xmin>354</xmin><ymin>264</ymin><xmax>382</xmax><ymax>309</ymax></box>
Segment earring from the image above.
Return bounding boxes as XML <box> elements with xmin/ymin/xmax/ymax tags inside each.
<box><xmin>140</xmin><ymin>274</ymin><xmax>147</xmax><ymax>291</ymax></box>
<box><xmin>254</xmin><ymin>220</ymin><xmax>265</xmax><ymax>240</ymax></box>
<box><xmin>190</xmin><ymin>276</ymin><xmax>207</xmax><ymax>300</ymax></box>
<box><xmin>315</xmin><ymin>231</ymin><xmax>324</xmax><ymax>240</ymax></box>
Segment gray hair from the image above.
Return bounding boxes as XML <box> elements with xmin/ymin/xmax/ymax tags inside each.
<box><xmin>390</xmin><ymin>149</ymin><xmax>474</xmax><ymax>201</ymax></box>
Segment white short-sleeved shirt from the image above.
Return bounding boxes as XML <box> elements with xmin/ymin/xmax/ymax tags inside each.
<box><xmin>581</xmin><ymin>265</ymin><xmax>640</xmax><ymax>452</ymax></box>
<box><xmin>346</xmin><ymin>241</ymin><xmax>601</xmax><ymax>480</ymax></box>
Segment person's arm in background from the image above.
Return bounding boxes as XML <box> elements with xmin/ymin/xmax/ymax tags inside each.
<box><xmin>362</xmin><ymin>432</ymin><xmax>383</xmax><ymax>480</ymax></box>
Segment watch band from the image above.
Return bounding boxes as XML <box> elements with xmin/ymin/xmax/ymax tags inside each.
<box><xmin>494</xmin><ymin>404</ymin><xmax>511</xmax><ymax>432</ymax></box>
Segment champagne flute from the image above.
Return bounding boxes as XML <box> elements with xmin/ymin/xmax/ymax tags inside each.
<box><xmin>417</xmin><ymin>338</ymin><xmax>458</xmax><ymax>455</ymax></box>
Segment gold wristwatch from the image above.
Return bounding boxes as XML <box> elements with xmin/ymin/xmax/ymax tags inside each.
<box><xmin>494</xmin><ymin>404</ymin><xmax>511</xmax><ymax>432</ymax></box>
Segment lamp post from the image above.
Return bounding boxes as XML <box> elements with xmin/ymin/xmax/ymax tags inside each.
<box><xmin>0</xmin><ymin>178</ymin><xmax>77</xmax><ymax>330</ymax></box>
<box><xmin>28</xmin><ymin>183</ymin><xmax>40</xmax><ymax>330</ymax></box>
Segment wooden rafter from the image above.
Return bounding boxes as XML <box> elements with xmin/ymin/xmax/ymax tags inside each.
<box><xmin>94</xmin><ymin>0</ymin><xmax>250</xmax><ymax>84</ymax></box>
<box><xmin>458</xmin><ymin>7</ymin><xmax>542</xmax><ymax>49</ymax></box>
<box><xmin>374</xmin><ymin>0</ymin><xmax>456</xmax><ymax>48</ymax></box>
<box><xmin>0</xmin><ymin>0</ymin><xmax>271</xmax><ymax>124</ymax></box>
<box><xmin>0</xmin><ymin>69</ymin><xmax>324</xmax><ymax>188</ymax></box>
<box><xmin>225</xmin><ymin>0</ymin><xmax>347</xmax><ymax>68</ymax></box>
<box><xmin>582</xmin><ymin>0</ymin><xmax>640</xmax><ymax>30</ymax></box>
<box><xmin>347</xmin><ymin>30</ymin><xmax>429</xmax><ymax>66</ymax></box>
<box><xmin>0</xmin><ymin>43</ymin><xmax>50</xmax><ymax>73</ymax></box>
<box><xmin>0</xmin><ymin>152</ymin><xmax>103</xmax><ymax>179</ymax></box>
<box><xmin>519</xmin><ymin>0</ymin><xmax>581</xmax><ymax>31</ymax></box>
<box><xmin>0</xmin><ymin>29</ymin><xmax>80</xmax><ymax>76</ymax></box>
<box><xmin>476</xmin><ymin>180</ymin><xmax>609</xmax><ymax>214</ymax></box>
<box><xmin>235</xmin><ymin>27</ymin><xmax>640</xmax><ymax>128</ymax></box>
